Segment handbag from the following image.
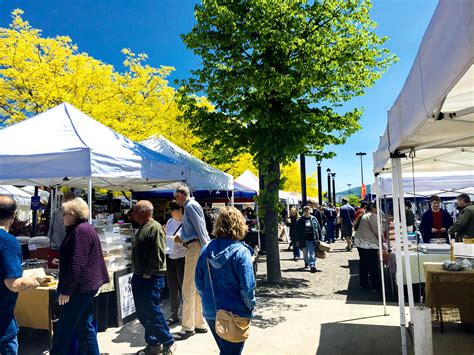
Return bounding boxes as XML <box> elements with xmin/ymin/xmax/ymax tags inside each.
<box><xmin>206</xmin><ymin>259</ymin><xmax>251</xmax><ymax>343</ymax></box>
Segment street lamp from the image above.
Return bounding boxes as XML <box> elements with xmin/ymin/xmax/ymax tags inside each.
<box><xmin>326</xmin><ymin>168</ymin><xmax>331</xmax><ymax>204</ymax></box>
<box><xmin>317</xmin><ymin>160</ymin><xmax>323</xmax><ymax>206</ymax></box>
<box><xmin>355</xmin><ymin>152</ymin><xmax>367</xmax><ymax>185</ymax></box>
<box><xmin>347</xmin><ymin>183</ymin><xmax>352</xmax><ymax>196</ymax></box>
<box><xmin>331</xmin><ymin>173</ymin><xmax>336</xmax><ymax>205</ymax></box>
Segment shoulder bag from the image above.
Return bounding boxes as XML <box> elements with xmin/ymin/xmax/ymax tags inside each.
<box><xmin>206</xmin><ymin>258</ymin><xmax>251</xmax><ymax>343</ymax></box>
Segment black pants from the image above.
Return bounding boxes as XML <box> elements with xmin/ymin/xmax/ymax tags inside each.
<box><xmin>166</xmin><ymin>256</ymin><xmax>185</xmax><ymax>316</ymax></box>
<box><xmin>357</xmin><ymin>248</ymin><xmax>381</xmax><ymax>289</ymax></box>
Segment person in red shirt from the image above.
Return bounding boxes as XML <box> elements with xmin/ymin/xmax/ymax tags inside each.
<box><xmin>354</xmin><ymin>201</ymin><xmax>367</xmax><ymax>222</ymax></box>
<box><xmin>419</xmin><ymin>195</ymin><xmax>453</xmax><ymax>243</ymax></box>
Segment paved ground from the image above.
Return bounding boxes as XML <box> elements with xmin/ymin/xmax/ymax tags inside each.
<box><xmin>18</xmin><ymin>239</ymin><xmax>474</xmax><ymax>354</ymax></box>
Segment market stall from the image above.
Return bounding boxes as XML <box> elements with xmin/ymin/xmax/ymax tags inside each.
<box><xmin>372</xmin><ymin>0</ymin><xmax>474</xmax><ymax>353</ymax></box>
<box><xmin>0</xmin><ymin>102</ymin><xmax>196</xmax><ymax>339</ymax></box>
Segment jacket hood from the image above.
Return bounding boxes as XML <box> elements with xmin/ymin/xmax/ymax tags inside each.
<box><xmin>205</xmin><ymin>239</ymin><xmax>253</xmax><ymax>269</ymax></box>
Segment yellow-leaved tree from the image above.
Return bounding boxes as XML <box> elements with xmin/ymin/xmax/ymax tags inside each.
<box><xmin>0</xmin><ymin>9</ymin><xmax>253</xmax><ymax>176</ymax></box>
<box><xmin>281</xmin><ymin>162</ymin><xmax>318</xmax><ymax>197</ymax></box>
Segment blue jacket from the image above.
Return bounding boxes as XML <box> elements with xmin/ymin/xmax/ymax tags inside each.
<box><xmin>195</xmin><ymin>239</ymin><xmax>256</xmax><ymax>320</ymax></box>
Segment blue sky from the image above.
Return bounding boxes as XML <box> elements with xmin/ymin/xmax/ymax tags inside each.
<box><xmin>0</xmin><ymin>0</ymin><xmax>439</xmax><ymax>193</ymax></box>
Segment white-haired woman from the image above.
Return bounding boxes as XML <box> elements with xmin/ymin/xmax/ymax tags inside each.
<box><xmin>51</xmin><ymin>198</ymin><xmax>109</xmax><ymax>355</ymax></box>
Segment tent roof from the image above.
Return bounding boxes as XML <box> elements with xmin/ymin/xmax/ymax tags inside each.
<box><xmin>235</xmin><ymin>170</ymin><xmax>259</xmax><ymax>192</ymax></box>
<box><xmin>0</xmin><ymin>103</ymin><xmax>186</xmax><ymax>190</ymax></box>
<box><xmin>373</xmin><ymin>0</ymin><xmax>474</xmax><ymax>173</ymax></box>
<box><xmin>372</xmin><ymin>171</ymin><xmax>474</xmax><ymax>197</ymax></box>
<box><xmin>140</xmin><ymin>135</ymin><xmax>233</xmax><ymax>191</ymax></box>
<box><xmin>0</xmin><ymin>185</ymin><xmax>32</xmax><ymax>206</ymax></box>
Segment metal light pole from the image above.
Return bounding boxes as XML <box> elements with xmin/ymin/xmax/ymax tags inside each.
<box><xmin>326</xmin><ymin>168</ymin><xmax>332</xmax><ymax>204</ymax></box>
<box><xmin>347</xmin><ymin>183</ymin><xmax>352</xmax><ymax>197</ymax></box>
<box><xmin>331</xmin><ymin>173</ymin><xmax>336</xmax><ymax>205</ymax></box>
<box><xmin>317</xmin><ymin>161</ymin><xmax>323</xmax><ymax>206</ymax></box>
<box><xmin>355</xmin><ymin>152</ymin><xmax>367</xmax><ymax>185</ymax></box>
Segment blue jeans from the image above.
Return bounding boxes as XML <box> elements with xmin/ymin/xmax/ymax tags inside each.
<box><xmin>131</xmin><ymin>274</ymin><xmax>173</xmax><ymax>347</ymax></box>
<box><xmin>0</xmin><ymin>336</ymin><xmax>18</xmax><ymax>355</ymax></box>
<box><xmin>51</xmin><ymin>290</ymin><xmax>99</xmax><ymax>355</ymax></box>
<box><xmin>303</xmin><ymin>240</ymin><xmax>316</xmax><ymax>268</ymax></box>
<box><xmin>206</xmin><ymin>319</ymin><xmax>245</xmax><ymax>355</ymax></box>
<box><xmin>290</xmin><ymin>238</ymin><xmax>300</xmax><ymax>258</ymax></box>
<box><xmin>325</xmin><ymin>221</ymin><xmax>336</xmax><ymax>243</ymax></box>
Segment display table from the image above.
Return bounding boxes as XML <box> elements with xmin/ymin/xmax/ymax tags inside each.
<box><xmin>15</xmin><ymin>286</ymin><xmax>56</xmax><ymax>331</ymax></box>
<box><xmin>424</xmin><ymin>262</ymin><xmax>474</xmax><ymax>332</ymax></box>
<box><xmin>387</xmin><ymin>251</ymin><xmax>448</xmax><ymax>284</ymax></box>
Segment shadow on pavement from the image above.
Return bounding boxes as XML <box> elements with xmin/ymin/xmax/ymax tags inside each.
<box><xmin>316</xmin><ymin>322</ymin><xmax>408</xmax><ymax>355</ymax></box>
<box><xmin>252</xmin><ymin>297</ymin><xmax>308</xmax><ymax>329</ymax></box>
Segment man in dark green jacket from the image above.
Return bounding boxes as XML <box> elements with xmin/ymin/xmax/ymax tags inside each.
<box><xmin>449</xmin><ymin>194</ymin><xmax>474</xmax><ymax>241</ymax></box>
<box><xmin>296</xmin><ymin>206</ymin><xmax>321</xmax><ymax>273</ymax></box>
<box><xmin>131</xmin><ymin>200</ymin><xmax>176</xmax><ymax>354</ymax></box>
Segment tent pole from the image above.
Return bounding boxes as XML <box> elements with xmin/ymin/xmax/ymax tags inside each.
<box><xmin>391</xmin><ymin>158</ymin><xmax>408</xmax><ymax>355</ymax></box>
<box><xmin>231</xmin><ymin>189</ymin><xmax>235</xmax><ymax>207</ymax></box>
<box><xmin>376</xmin><ymin>181</ymin><xmax>387</xmax><ymax>316</ymax></box>
<box><xmin>396</xmin><ymin>162</ymin><xmax>415</xmax><ymax>318</ymax></box>
<box><xmin>88</xmin><ymin>178</ymin><xmax>93</xmax><ymax>224</ymax></box>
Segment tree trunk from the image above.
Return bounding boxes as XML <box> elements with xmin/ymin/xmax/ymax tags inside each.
<box><xmin>262</xmin><ymin>159</ymin><xmax>282</xmax><ymax>283</ymax></box>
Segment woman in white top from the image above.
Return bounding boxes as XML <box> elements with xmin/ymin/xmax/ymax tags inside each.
<box><xmin>353</xmin><ymin>201</ymin><xmax>381</xmax><ymax>290</ymax></box>
<box><xmin>165</xmin><ymin>201</ymin><xmax>187</xmax><ymax>325</ymax></box>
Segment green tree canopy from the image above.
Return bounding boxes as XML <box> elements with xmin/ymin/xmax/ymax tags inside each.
<box><xmin>180</xmin><ymin>0</ymin><xmax>396</xmax><ymax>282</ymax></box>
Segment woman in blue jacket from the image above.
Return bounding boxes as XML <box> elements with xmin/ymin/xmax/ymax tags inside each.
<box><xmin>195</xmin><ymin>206</ymin><xmax>256</xmax><ymax>355</ymax></box>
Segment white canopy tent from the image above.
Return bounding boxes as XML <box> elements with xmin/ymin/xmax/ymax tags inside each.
<box><xmin>140</xmin><ymin>135</ymin><xmax>233</xmax><ymax>191</ymax></box>
<box><xmin>235</xmin><ymin>170</ymin><xmax>299</xmax><ymax>203</ymax></box>
<box><xmin>0</xmin><ymin>103</ymin><xmax>186</xmax><ymax>191</ymax></box>
<box><xmin>0</xmin><ymin>185</ymin><xmax>32</xmax><ymax>221</ymax></box>
<box><xmin>372</xmin><ymin>171</ymin><xmax>474</xmax><ymax>198</ymax></box>
<box><xmin>372</xmin><ymin>1</ymin><xmax>474</xmax><ymax>354</ymax></box>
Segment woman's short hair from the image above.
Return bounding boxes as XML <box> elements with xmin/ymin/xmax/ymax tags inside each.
<box><xmin>169</xmin><ymin>200</ymin><xmax>182</xmax><ymax>212</ymax></box>
<box><xmin>365</xmin><ymin>201</ymin><xmax>377</xmax><ymax>211</ymax></box>
<box><xmin>213</xmin><ymin>206</ymin><xmax>248</xmax><ymax>241</ymax></box>
<box><xmin>63</xmin><ymin>197</ymin><xmax>89</xmax><ymax>221</ymax></box>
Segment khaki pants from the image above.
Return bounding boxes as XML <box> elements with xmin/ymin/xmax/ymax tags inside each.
<box><xmin>181</xmin><ymin>241</ymin><xmax>207</xmax><ymax>331</ymax></box>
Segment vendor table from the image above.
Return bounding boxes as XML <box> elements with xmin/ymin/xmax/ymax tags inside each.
<box><xmin>424</xmin><ymin>262</ymin><xmax>474</xmax><ymax>333</ymax></box>
<box><xmin>387</xmin><ymin>251</ymin><xmax>448</xmax><ymax>284</ymax></box>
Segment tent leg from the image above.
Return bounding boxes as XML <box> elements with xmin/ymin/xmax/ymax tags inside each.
<box><xmin>88</xmin><ymin>178</ymin><xmax>93</xmax><ymax>224</ymax></box>
<box><xmin>395</xmin><ymin>161</ymin><xmax>415</xmax><ymax>316</ymax></box>
<box><xmin>391</xmin><ymin>158</ymin><xmax>408</xmax><ymax>355</ymax></box>
<box><xmin>231</xmin><ymin>189</ymin><xmax>235</xmax><ymax>207</ymax></box>
<box><xmin>376</xmin><ymin>188</ymin><xmax>387</xmax><ymax>316</ymax></box>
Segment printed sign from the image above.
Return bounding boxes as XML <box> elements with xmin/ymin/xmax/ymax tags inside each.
<box><xmin>114</xmin><ymin>268</ymin><xmax>136</xmax><ymax>325</ymax></box>
<box><xmin>30</xmin><ymin>196</ymin><xmax>41</xmax><ymax>211</ymax></box>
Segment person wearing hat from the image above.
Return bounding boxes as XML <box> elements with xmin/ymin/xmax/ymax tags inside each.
<box><xmin>295</xmin><ymin>206</ymin><xmax>322</xmax><ymax>273</ymax></box>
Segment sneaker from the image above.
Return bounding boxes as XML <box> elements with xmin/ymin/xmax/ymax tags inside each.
<box><xmin>167</xmin><ymin>315</ymin><xmax>179</xmax><ymax>326</ymax></box>
<box><xmin>293</xmin><ymin>257</ymin><xmax>299</xmax><ymax>262</ymax></box>
<box><xmin>195</xmin><ymin>327</ymin><xmax>208</xmax><ymax>334</ymax></box>
<box><xmin>136</xmin><ymin>344</ymin><xmax>163</xmax><ymax>355</ymax></box>
<box><xmin>304</xmin><ymin>264</ymin><xmax>309</xmax><ymax>269</ymax></box>
<box><xmin>161</xmin><ymin>342</ymin><xmax>177</xmax><ymax>355</ymax></box>
<box><xmin>310</xmin><ymin>267</ymin><xmax>317</xmax><ymax>273</ymax></box>
<box><xmin>172</xmin><ymin>330</ymin><xmax>195</xmax><ymax>341</ymax></box>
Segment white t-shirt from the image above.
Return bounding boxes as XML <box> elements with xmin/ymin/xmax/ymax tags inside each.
<box><xmin>165</xmin><ymin>218</ymin><xmax>186</xmax><ymax>259</ymax></box>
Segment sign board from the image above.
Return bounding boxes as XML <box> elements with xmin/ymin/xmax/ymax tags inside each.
<box><xmin>114</xmin><ymin>267</ymin><xmax>136</xmax><ymax>326</ymax></box>
<box><xmin>30</xmin><ymin>196</ymin><xmax>41</xmax><ymax>211</ymax></box>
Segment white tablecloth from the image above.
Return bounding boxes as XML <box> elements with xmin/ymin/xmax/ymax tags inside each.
<box><xmin>387</xmin><ymin>251</ymin><xmax>449</xmax><ymax>284</ymax></box>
